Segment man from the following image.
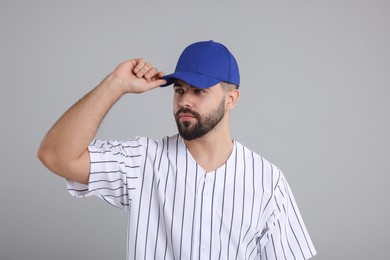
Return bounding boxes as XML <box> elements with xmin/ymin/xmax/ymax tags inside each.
<box><xmin>38</xmin><ymin>40</ymin><xmax>316</xmax><ymax>259</ymax></box>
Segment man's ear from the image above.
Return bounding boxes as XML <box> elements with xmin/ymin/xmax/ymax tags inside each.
<box><xmin>225</xmin><ymin>89</ymin><xmax>240</xmax><ymax>111</ymax></box>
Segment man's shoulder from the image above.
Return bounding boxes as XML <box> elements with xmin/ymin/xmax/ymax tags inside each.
<box><xmin>234</xmin><ymin>140</ymin><xmax>263</xmax><ymax>160</ymax></box>
<box><xmin>234</xmin><ymin>140</ymin><xmax>280</xmax><ymax>171</ymax></box>
<box><xmin>131</xmin><ymin>134</ymin><xmax>181</xmax><ymax>150</ymax></box>
<box><xmin>90</xmin><ymin>134</ymin><xmax>181</xmax><ymax>151</ymax></box>
<box><xmin>117</xmin><ymin>134</ymin><xmax>179</xmax><ymax>144</ymax></box>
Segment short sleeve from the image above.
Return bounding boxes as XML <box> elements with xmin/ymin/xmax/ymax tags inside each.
<box><xmin>258</xmin><ymin>170</ymin><xmax>316</xmax><ymax>260</ymax></box>
<box><xmin>66</xmin><ymin>138</ymin><xmax>146</xmax><ymax>211</ymax></box>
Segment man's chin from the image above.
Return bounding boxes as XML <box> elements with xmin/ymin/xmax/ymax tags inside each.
<box><xmin>179</xmin><ymin>133</ymin><xmax>201</xmax><ymax>141</ymax></box>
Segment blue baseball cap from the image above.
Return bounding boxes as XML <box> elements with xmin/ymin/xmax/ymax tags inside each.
<box><xmin>161</xmin><ymin>40</ymin><xmax>240</xmax><ymax>89</ymax></box>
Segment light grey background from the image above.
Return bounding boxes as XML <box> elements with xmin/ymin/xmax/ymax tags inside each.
<box><xmin>1</xmin><ymin>1</ymin><xmax>389</xmax><ymax>259</ymax></box>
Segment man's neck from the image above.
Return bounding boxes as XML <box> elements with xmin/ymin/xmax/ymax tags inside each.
<box><xmin>183</xmin><ymin>125</ymin><xmax>233</xmax><ymax>173</ymax></box>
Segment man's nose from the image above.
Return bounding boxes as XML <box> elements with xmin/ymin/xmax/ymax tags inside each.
<box><xmin>178</xmin><ymin>92</ymin><xmax>194</xmax><ymax>108</ymax></box>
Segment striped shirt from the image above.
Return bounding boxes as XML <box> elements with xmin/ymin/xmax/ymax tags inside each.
<box><xmin>67</xmin><ymin>134</ymin><xmax>316</xmax><ymax>260</ymax></box>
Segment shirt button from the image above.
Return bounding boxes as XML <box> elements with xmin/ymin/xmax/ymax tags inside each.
<box><xmin>201</xmin><ymin>245</ymin><xmax>207</xmax><ymax>253</ymax></box>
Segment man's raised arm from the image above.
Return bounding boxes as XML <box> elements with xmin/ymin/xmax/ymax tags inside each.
<box><xmin>37</xmin><ymin>59</ymin><xmax>166</xmax><ymax>184</ymax></box>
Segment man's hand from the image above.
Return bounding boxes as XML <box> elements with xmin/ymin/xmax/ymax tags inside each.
<box><xmin>107</xmin><ymin>58</ymin><xmax>166</xmax><ymax>94</ymax></box>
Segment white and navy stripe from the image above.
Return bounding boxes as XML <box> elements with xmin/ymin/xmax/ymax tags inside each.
<box><xmin>67</xmin><ymin>134</ymin><xmax>316</xmax><ymax>259</ymax></box>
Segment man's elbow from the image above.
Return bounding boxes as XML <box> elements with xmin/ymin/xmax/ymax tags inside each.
<box><xmin>37</xmin><ymin>144</ymin><xmax>50</xmax><ymax>168</ymax></box>
<box><xmin>37</xmin><ymin>145</ymin><xmax>90</xmax><ymax>185</ymax></box>
<box><xmin>37</xmin><ymin>144</ymin><xmax>60</xmax><ymax>174</ymax></box>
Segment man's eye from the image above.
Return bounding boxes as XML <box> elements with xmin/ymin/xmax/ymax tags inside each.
<box><xmin>194</xmin><ymin>89</ymin><xmax>204</xmax><ymax>94</ymax></box>
<box><xmin>175</xmin><ymin>88</ymin><xmax>185</xmax><ymax>94</ymax></box>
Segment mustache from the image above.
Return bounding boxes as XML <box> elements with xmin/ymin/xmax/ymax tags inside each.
<box><xmin>175</xmin><ymin>107</ymin><xmax>200</xmax><ymax>118</ymax></box>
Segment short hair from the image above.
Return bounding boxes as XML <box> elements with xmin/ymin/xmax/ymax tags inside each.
<box><xmin>220</xmin><ymin>81</ymin><xmax>238</xmax><ymax>92</ymax></box>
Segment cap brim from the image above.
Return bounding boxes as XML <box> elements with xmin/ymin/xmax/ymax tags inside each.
<box><xmin>161</xmin><ymin>72</ymin><xmax>221</xmax><ymax>89</ymax></box>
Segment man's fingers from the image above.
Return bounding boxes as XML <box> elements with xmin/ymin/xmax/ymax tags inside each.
<box><xmin>144</xmin><ymin>67</ymin><xmax>160</xmax><ymax>81</ymax></box>
<box><xmin>113</xmin><ymin>58</ymin><xmax>165</xmax><ymax>93</ymax></box>
<box><xmin>133</xmin><ymin>59</ymin><xmax>146</xmax><ymax>74</ymax></box>
<box><xmin>145</xmin><ymin>79</ymin><xmax>167</xmax><ymax>90</ymax></box>
<box><xmin>134</xmin><ymin>60</ymin><xmax>153</xmax><ymax>78</ymax></box>
<box><xmin>127</xmin><ymin>59</ymin><xmax>164</xmax><ymax>82</ymax></box>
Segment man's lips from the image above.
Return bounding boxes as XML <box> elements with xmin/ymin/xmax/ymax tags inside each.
<box><xmin>179</xmin><ymin>113</ymin><xmax>195</xmax><ymax>120</ymax></box>
<box><xmin>176</xmin><ymin>108</ymin><xmax>199</xmax><ymax>121</ymax></box>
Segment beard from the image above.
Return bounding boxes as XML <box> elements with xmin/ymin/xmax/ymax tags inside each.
<box><xmin>175</xmin><ymin>98</ymin><xmax>226</xmax><ymax>141</ymax></box>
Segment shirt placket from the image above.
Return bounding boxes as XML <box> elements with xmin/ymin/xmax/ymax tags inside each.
<box><xmin>199</xmin><ymin>172</ymin><xmax>215</xmax><ymax>259</ymax></box>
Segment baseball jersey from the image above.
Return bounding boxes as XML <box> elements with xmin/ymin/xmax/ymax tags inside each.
<box><xmin>67</xmin><ymin>134</ymin><xmax>316</xmax><ymax>260</ymax></box>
